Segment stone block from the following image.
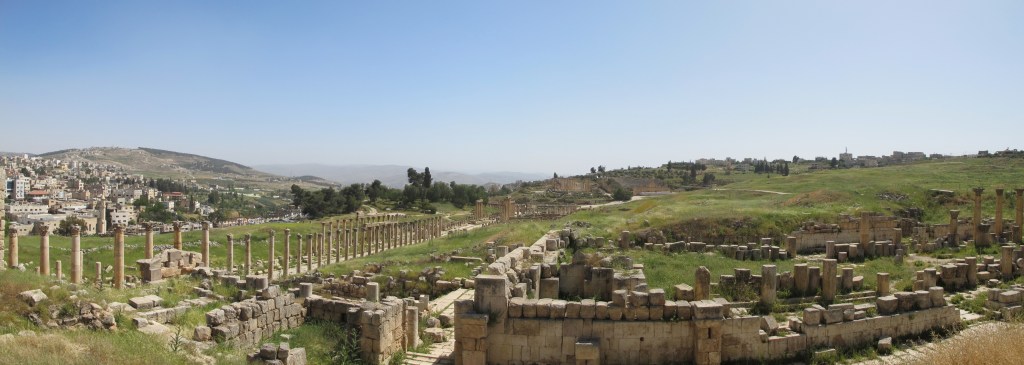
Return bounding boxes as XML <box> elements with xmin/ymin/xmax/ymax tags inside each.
<box><xmin>676</xmin><ymin>301</ymin><xmax>692</xmax><ymax>320</ymax></box>
<box><xmin>674</xmin><ymin>284</ymin><xmax>695</xmax><ymax>301</ymax></box>
<box><xmin>18</xmin><ymin>290</ymin><xmax>47</xmax><ymax>307</ymax></box>
<box><xmin>580</xmin><ymin>299</ymin><xmax>596</xmax><ymax>319</ymax></box>
<box><xmin>803</xmin><ymin>306</ymin><xmax>822</xmax><ymax>326</ymax></box>
<box><xmin>692</xmin><ymin>300</ymin><xmax>724</xmax><ymax>320</ymax></box>
<box><xmin>649</xmin><ymin>288</ymin><xmax>666</xmax><ymax>306</ymax></box>
<box><xmin>565</xmin><ymin>301</ymin><xmax>581</xmax><ymax>318</ymax></box>
<box><xmin>193</xmin><ymin>326</ymin><xmax>211</xmax><ymax>341</ymax></box>
<box><xmin>877</xmin><ymin>295</ymin><xmax>898</xmax><ymax>315</ymax></box>
<box><xmin>877</xmin><ymin>337</ymin><xmax>893</xmax><ymax>354</ymax></box>
<box><xmin>539</xmin><ymin>278</ymin><xmax>560</xmax><ymax>299</ymax></box>
<box><xmin>424</xmin><ymin>328</ymin><xmax>445</xmax><ymax>342</ymax></box>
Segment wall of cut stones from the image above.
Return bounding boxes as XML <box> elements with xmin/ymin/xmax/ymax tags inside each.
<box><xmin>454</xmin><ymin>231</ymin><xmax>965</xmax><ymax>365</ymax></box>
<box><xmin>198</xmin><ymin>285</ymin><xmax>305</xmax><ymax>347</ymax></box>
<box><xmin>136</xmin><ymin>249</ymin><xmax>204</xmax><ymax>282</ymax></box>
<box><xmin>306</xmin><ymin>295</ymin><xmax>424</xmax><ymax>365</ymax></box>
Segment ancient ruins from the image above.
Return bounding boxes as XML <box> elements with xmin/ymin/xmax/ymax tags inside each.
<box><xmin>4</xmin><ymin>186</ymin><xmax>1024</xmax><ymax>364</ymax></box>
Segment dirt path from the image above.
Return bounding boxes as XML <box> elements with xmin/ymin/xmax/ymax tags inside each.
<box><xmin>578</xmin><ymin>195</ymin><xmax>653</xmax><ymax>209</ymax></box>
<box><xmin>712</xmin><ymin>188</ymin><xmax>791</xmax><ymax>195</ymax></box>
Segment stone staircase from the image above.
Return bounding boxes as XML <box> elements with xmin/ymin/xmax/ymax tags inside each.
<box><xmin>404</xmin><ymin>351</ymin><xmax>455</xmax><ymax>365</ymax></box>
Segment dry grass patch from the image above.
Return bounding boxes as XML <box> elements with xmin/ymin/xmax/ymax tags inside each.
<box><xmin>915</xmin><ymin>322</ymin><xmax>1022</xmax><ymax>365</ymax></box>
<box><xmin>0</xmin><ymin>330</ymin><xmax>190</xmax><ymax>365</ymax></box>
<box><xmin>781</xmin><ymin>189</ymin><xmax>847</xmax><ymax>207</ymax></box>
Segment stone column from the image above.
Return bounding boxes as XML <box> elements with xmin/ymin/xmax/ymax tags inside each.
<box><xmin>114</xmin><ymin>224</ymin><xmax>124</xmax><ymax>289</ymax></box>
<box><xmin>785</xmin><ymin>236</ymin><xmax>797</xmax><ymax>258</ymax></box>
<box><xmin>877</xmin><ymin>273</ymin><xmax>890</xmax><ymax>296</ymax></box>
<box><xmin>377</xmin><ymin>224</ymin><xmax>383</xmax><ymax>252</ymax></box>
<box><xmin>760</xmin><ymin>265</ymin><xmax>777</xmax><ymax>306</ymax></box>
<box><xmin>96</xmin><ymin>199</ymin><xmax>106</xmax><ymax>235</ymax></box>
<box><xmin>244</xmin><ymin>233</ymin><xmax>252</xmax><ymax>275</ymax></box>
<box><xmin>143</xmin><ymin>223</ymin><xmax>154</xmax><ymax>259</ymax></box>
<box><xmin>949</xmin><ymin>210</ymin><xmax>960</xmax><ymax>246</ymax></box>
<box><xmin>893</xmin><ymin>228</ymin><xmax>903</xmax><ymax>251</ymax></box>
<box><xmin>336</xmin><ymin>228</ymin><xmax>342</xmax><ymax>260</ymax></box>
<box><xmin>794</xmin><ymin>264</ymin><xmax>808</xmax><ymax>296</ymax></box>
<box><xmin>173</xmin><ymin>221</ymin><xmax>183</xmax><ymax>250</ymax></box>
<box><xmin>7</xmin><ymin>231</ymin><xmax>18</xmax><ymax>268</ymax></box>
<box><xmin>317</xmin><ymin>233</ymin><xmax>323</xmax><ymax>267</ymax></box>
<box><xmin>406</xmin><ymin>307</ymin><xmax>420</xmax><ymax>348</ymax></box>
<box><xmin>296</xmin><ymin>233</ymin><xmax>303</xmax><ymax>274</ymax></box>
<box><xmin>367</xmin><ymin>282</ymin><xmax>380</xmax><ymax>302</ymax></box>
<box><xmin>267</xmin><ymin>229</ymin><xmax>276</xmax><ymax>282</ymax></box>
<box><xmin>695</xmin><ymin>266</ymin><xmax>711</xmax><ymax>301</ymax></box>
<box><xmin>966</xmin><ymin>256</ymin><xmax>978</xmax><ymax>287</ymax></box>
<box><xmin>342</xmin><ymin>228</ymin><xmax>349</xmax><ymax>260</ymax></box>
<box><xmin>973</xmin><ymin>187</ymin><xmax>985</xmax><ymax>246</ymax></box>
<box><xmin>71</xmin><ymin>226</ymin><xmax>82</xmax><ymax>284</ymax></box>
<box><xmin>55</xmin><ymin>260</ymin><xmax>62</xmax><ymax>282</ymax></box>
<box><xmin>306</xmin><ymin>233</ymin><xmax>314</xmax><ymax>271</ymax></box>
<box><xmin>996</xmin><ymin>188</ymin><xmax>1005</xmax><ymax>242</ymax></box>
<box><xmin>474</xmin><ymin>199</ymin><xmax>484</xmax><ymax>219</ymax></box>
<box><xmin>326</xmin><ymin>223</ymin><xmax>333</xmax><ymax>265</ymax></box>
<box><xmin>1002</xmin><ymin>245</ymin><xmax>1014</xmax><ymax>279</ymax></box>
<box><xmin>201</xmin><ymin>221</ymin><xmax>211</xmax><ymax>267</ymax></box>
<box><xmin>1016</xmin><ymin>188</ymin><xmax>1024</xmax><ymax>243</ymax></box>
<box><xmin>95</xmin><ymin>262</ymin><xmax>102</xmax><ymax>286</ymax></box>
<box><xmin>38</xmin><ymin>225</ymin><xmax>50</xmax><ymax>276</ymax></box>
<box><xmin>283</xmin><ymin>229</ymin><xmax>291</xmax><ymax>278</ymax></box>
<box><xmin>226</xmin><ymin>234</ymin><xmax>234</xmax><ymax>274</ymax></box>
<box><xmin>822</xmin><ymin>259</ymin><xmax>838</xmax><ymax>302</ymax></box>
<box><xmin>859</xmin><ymin>212</ymin><xmax>871</xmax><ymax>245</ymax></box>
<box><xmin>320</xmin><ymin>221</ymin><xmax>327</xmax><ymax>252</ymax></box>
<box><xmin>372</xmin><ymin>225</ymin><xmax>380</xmax><ymax>254</ymax></box>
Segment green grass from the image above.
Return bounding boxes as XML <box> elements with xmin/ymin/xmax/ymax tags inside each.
<box><xmin>319</xmin><ymin>220</ymin><xmax>550</xmax><ymax>284</ymax></box>
<box><xmin>0</xmin><ymin>327</ymin><xmax>193</xmax><ymax>365</ymax></box>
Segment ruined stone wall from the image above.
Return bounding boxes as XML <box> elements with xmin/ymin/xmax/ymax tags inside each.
<box><xmin>790</xmin><ymin>229</ymin><xmax>901</xmax><ymax>253</ymax></box>
<box><xmin>305</xmin><ymin>296</ymin><xmax>413</xmax><ymax>365</ymax></box>
<box><xmin>461</xmin><ymin>277</ymin><xmax>961</xmax><ymax>365</ymax></box>
<box><xmin>458</xmin><ymin>230</ymin><xmax>964</xmax><ymax>364</ymax></box>
<box><xmin>136</xmin><ymin>249</ymin><xmax>204</xmax><ymax>283</ymax></box>
<box><xmin>201</xmin><ymin>285</ymin><xmax>305</xmax><ymax>347</ymax></box>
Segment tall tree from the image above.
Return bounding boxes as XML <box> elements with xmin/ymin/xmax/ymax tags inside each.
<box><xmin>407</xmin><ymin>168</ymin><xmax>421</xmax><ymax>187</ymax></box>
<box><xmin>422</xmin><ymin>167</ymin><xmax>432</xmax><ymax>188</ymax></box>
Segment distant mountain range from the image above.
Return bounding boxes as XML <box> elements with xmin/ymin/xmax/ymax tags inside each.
<box><xmin>15</xmin><ymin>146</ymin><xmax>545</xmax><ymax>188</ymax></box>
<box><xmin>38</xmin><ymin>147</ymin><xmax>271</xmax><ymax>177</ymax></box>
<box><xmin>254</xmin><ymin>163</ymin><xmax>547</xmax><ymax>188</ymax></box>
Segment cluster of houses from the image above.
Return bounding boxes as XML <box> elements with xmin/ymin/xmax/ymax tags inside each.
<box><xmin>1</xmin><ymin>154</ymin><xmax>232</xmax><ymax>237</ymax></box>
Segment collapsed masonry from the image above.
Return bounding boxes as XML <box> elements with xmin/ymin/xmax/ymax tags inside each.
<box><xmin>453</xmin><ymin>234</ymin><xmax>962</xmax><ymax>365</ymax></box>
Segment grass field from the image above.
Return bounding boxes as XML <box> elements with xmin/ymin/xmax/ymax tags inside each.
<box><xmin>2</xmin><ymin>156</ymin><xmax>1023</xmax><ymax>364</ymax></box>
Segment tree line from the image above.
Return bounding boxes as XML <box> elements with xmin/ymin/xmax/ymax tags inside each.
<box><xmin>290</xmin><ymin>167</ymin><xmax>491</xmax><ymax>219</ymax></box>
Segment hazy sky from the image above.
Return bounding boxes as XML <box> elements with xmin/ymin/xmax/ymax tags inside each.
<box><xmin>1</xmin><ymin>1</ymin><xmax>1021</xmax><ymax>174</ymax></box>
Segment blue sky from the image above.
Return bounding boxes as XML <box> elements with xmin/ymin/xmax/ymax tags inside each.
<box><xmin>1</xmin><ymin>1</ymin><xmax>1021</xmax><ymax>174</ymax></box>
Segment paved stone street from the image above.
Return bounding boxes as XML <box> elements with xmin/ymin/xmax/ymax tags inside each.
<box><xmin>403</xmin><ymin>288</ymin><xmax>474</xmax><ymax>365</ymax></box>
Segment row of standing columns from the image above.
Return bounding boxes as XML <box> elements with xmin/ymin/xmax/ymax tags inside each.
<box><xmin>8</xmin><ymin>214</ymin><xmax>456</xmax><ymax>288</ymax></box>
<box><xmin>971</xmin><ymin>187</ymin><xmax>1024</xmax><ymax>245</ymax></box>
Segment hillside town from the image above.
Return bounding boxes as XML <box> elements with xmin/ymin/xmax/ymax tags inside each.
<box><xmin>2</xmin><ymin>154</ymin><xmax>292</xmax><ymax>237</ymax></box>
